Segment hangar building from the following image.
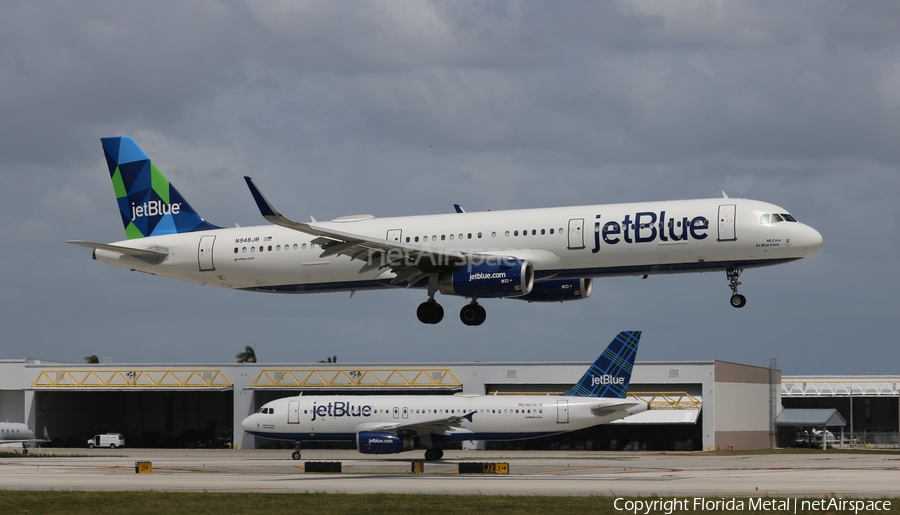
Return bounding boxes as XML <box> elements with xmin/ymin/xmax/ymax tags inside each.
<box><xmin>0</xmin><ymin>357</ymin><xmax>785</xmax><ymax>452</ymax></box>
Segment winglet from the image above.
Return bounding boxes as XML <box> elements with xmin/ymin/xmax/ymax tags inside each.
<box><xmin>722</xmin><ymin>191</ymin><xmax>729</xmax><ymax>199</ymax></box>
<box><xmin>453</xmin><ymin>204</ymin><xmax>466</xmax><ymax>213</ymax></box>
<box><xmin>563</xmin><ymin>331</ymin><xmax>641</xmax><ymax>399</ymax></box>
<box><xmin>243</xmin><ymin>176</ymin><xmax>281</xmax><ymax>219</ymax></box>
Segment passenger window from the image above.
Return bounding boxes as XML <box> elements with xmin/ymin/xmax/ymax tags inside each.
<box><xmin>514</xmin><ymin>230</ymin><xmax>519</xmax><ymax>236</ymax></box>
<box><xmin>234</xmin><ymin>248</ymin><xmax>238</xmax><ymax>254</ymax></box>
<box><xmin>276</xmin><ymin>245</ymin><xmax>281</xmax><ymax>251</ymax></box>
<box><xmin>406</xmin><ymin>237</ymin><xmax>410</xmax><ymax>243</ymax></box>
<box><xmin>415</xmin><ymin>236</ymin><xmax>419</xmax><ymax>242</ymax></box>
<box><xmin>467</xmin><ymin>233</ymin><xmax>472</xmax><ymax>239</ymax></box>
<box><xmin>449</xmin><ymin>234</ymin><xmax>454</xmax><ymax>240</ymax></box>
<box><xmin>250</xmin><ymin>247</ymin><xmax>255</xmax><ymax>253</ymax></box>
<box><xmin>541</xmin><ymin>229</ymin><xmax>545</xmax><ymax>235</ymax></box>
<box><xmin>441</xmin><ymin>235</ymin><xmax>445</xmax><ymax>241</ymax></box>
<box><xmin>522</xmin><ymin>230</ymin><xmax>527</xmax><ymax>237</ymax></box>
<box><xmin>477</xmin><ymin>232</ymin><xmax>482</xmax><ymax>238</ymax></box>
<box><xmin>268</xmin><ymin>245</ymin><xmax>272</xmax><ymax>251</ymax></box>
<box><xmin>550</xmin><ymin>228</ymin><xmax>554</xmax><ymax>234</ymax></box>
<box><xmin>532</xmin><ymin>230</ymin><xmax>536</xmax><ymax>235</ymax></box>
<box><xmin>505</xmin><ymin>231</ymin><xmax>510</xmax><ymax>237</ymax></box>
<box><xmin>491</xmin><ymin>231</ymin><xmax>496</xmax><ymax>238</ymax></box>
<box><xmin>432</xmin><ymin>235</ymin><xmax>436</xmax><ymax>241</ymax></box>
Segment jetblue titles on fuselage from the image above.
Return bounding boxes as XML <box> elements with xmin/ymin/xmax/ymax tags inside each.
<box><xmin>311</xmin><ymin>400</ymin><xmax>373</xmax><ymax>421</ymax></box>
<box><xmin>592</xmin><ymin>211</ymin><xmax>709</xmax><ymax>253</ymax></box>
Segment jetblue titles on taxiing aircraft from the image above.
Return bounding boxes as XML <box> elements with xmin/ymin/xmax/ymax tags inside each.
<box><xmin>69</xmin><ymin>137</ymin><xmax>823</xmax><ymax>325</ymax></box>
<box><xmin>243</xmin><ymin>331</ymin><xmax>645</xmax><ymax>461</ymax></box>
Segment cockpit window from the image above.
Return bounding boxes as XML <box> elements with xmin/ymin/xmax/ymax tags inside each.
<box><xmin>760</xmin><ymin>213</ymin><xmax>798</xmax><ymax>224</ymax></box>
<box><xmin>257</xmin><ymin>407</ymin><xmax>273</xmax><ymax>414</ymax></box>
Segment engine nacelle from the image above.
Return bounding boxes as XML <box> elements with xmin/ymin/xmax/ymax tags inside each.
<box><xmin>515</xmin><ymin>278</ymin><xmax>593</xmax><ymax>302</ymax></box>
<box><xmin>438</xmin><ymin>259</ymin><xmax>534</xmax><ymax>298</ymax></box>
<box><xmin>356</xmin><ymin>431</ymin><xmax>415</xmax><ymax>454</ymax></box>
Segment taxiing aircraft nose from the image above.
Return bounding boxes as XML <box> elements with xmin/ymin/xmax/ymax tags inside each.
<box><xmin>241</xmin><ymin>415</ymin><xmax>257</xmax><ymax>432</ymax></box>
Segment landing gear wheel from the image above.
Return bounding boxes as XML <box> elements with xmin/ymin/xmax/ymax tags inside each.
<box><xmin>292</xmin><ymin>451</ymin><xmax>301</xmax><ymax>460</ymax></box>
<box><xmin>460</xmin><ymin>302</ymin><xmax>486</xmax><ymax>326</ymax></box>
<box><xmin>726</xmin><ymin>266</ymin><xmax>746</xmax><ymax>308</ymax></box>
<box><xmin>424</xmin><ymin>448</ymin><xmax>443</xmax><ymax>461</ymax></box>
<box><xmin>730</xmin><ymin>294</ymin><xmax>746</xmax><ymax>308</ymax></box>
<box><xmin>416</xmin><ymin>301</ymin><xmax>444</xmax><ymax>324</ymax></box>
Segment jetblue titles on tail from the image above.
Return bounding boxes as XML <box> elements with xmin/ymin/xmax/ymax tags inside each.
<box><xmin>101</xmin><ymin>136</ymin><xmax>218</xmax><ymax>239</ymax></box>
<box><xmin>564</xmin><ymin>330</ymin><xmax>640</xmax><ymax>398</ymax></box>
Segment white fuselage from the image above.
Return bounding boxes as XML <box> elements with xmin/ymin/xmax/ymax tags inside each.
<box><xmin>93</xmin><ymin>198</ymin><xmax>823</xmax><ymax>293</ymax></box>
<box><xmin>0</xmin><ymin>422</ymin><xmax>35</xmax><ymax>447</ymax></box>
<box><xmin>241</xmin><ymin>394</ymin><xmax>648</xmax><ymax>445</ymax></box>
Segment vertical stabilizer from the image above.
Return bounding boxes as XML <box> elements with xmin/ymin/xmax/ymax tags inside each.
<box><xmin>564</xmin><ymin>330</ymin><xmax>641</xmax><ymax>398</ymax></box>
<box><xmin>101</xmin><ymin>136</ymin><xmax>219</xmax><ymax>239</ymax></box>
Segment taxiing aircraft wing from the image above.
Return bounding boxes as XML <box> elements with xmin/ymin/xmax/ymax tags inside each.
<box><xmin>65</xmin><ymin>241</ymin><xmax>168</xmax><ymax>264</ymax></box>
<box><xmin>591</xmin><ymin>401</ymin><xmax>643</xmax><ymax>418</ymax></box>
<box><xmin>362</xmin><ymin>411</ymin><xmax>476</xmax><ymax>436</ymax></box>
<box><xmin>245</xmin><ymin>177</ymin><xmax>474</xmax><ymax>284</ymax></box>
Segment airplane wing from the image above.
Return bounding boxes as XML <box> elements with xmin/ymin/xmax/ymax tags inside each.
<box><xmin>66</xmin><ymin>241</ymin><xmax>168</xmax><ymax>264</ymax></box>
<box><xmin>361</xmin><ymin>411</ymin><xmax>476</xmax><ymax>436</ymax></box>
<box><xmin>244</xmin><ymin>177</ymin><xmax>475</xmax><ymax>284</ymax></box>
<box><xmin>591</xmin><ymin>401</ymin><xmax>643</xmax><ymax>417</ymax></box>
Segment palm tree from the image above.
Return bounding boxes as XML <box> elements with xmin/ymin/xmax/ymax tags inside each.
<box><xmin>235</xmin><ymin>346</ymin><xmax>257</xmax><ymax>363</ymax></box>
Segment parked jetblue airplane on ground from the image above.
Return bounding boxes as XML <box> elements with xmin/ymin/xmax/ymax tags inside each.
<box><xmin>243</xmin><ymin>331</ymin><xmax>645</xmax><ymax>461</ymax></box>
<box><xmin>69</xmin><ymin>137</ymin><xmax>823</xmax><ymax>325</ymax></box>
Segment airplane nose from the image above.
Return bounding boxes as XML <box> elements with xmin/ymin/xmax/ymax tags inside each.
<box><xmin>241</xmin><ymin>415</ymin><xmax>256</xmax><ymax>432</ymax></box>
<box><xmin>803</xmin><ymin>225</ymin><xmax>823</xmax><ymax>254</ymax></box>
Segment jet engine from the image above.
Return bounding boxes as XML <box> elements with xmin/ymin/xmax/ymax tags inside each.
<box><xmin>356</xmin><ymin>431</ymin><xmax>415</xmax><ymax>454</ymax></box>
<box><xmin>439</xmin><ymin>259</ymin><xmax>534</xmax><ymax>298</ymax></box>
<box><xmin>515</xmin><ymin>278</ymin><xmax>593</xmax><ymax>302</ymax></box>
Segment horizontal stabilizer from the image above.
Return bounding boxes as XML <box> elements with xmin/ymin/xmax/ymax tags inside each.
<box><xmin>66</xmin><ymin>240</ymin><xmax>168</xmax><ymax>264</ymax></box>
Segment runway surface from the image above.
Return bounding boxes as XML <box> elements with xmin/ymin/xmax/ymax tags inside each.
<box><xmin>1</xmin><ymin>449</ymin><xmax>898</xmax><ymax>496</ymax></box>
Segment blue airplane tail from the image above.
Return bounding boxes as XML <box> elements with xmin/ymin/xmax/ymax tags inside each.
<box><xmin>563</xmin><ymin>331</ymin><xmax>641</xmax><ymax>399</ymax></box>
<box><xmin>100</xmin><ymin>136</ymin><xmax>220</xmax><ymax>239</ymax></box>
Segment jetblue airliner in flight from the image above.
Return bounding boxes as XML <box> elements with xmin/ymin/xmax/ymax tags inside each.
<box><xmin>70</xmin><ymin>137</ymin><xmax>822</xmax><ymax>325</ymax></box>
<box><xmin>243</xmin><ymin>331</ymin><xmax>645</xmax><ymax>461</ymax></box>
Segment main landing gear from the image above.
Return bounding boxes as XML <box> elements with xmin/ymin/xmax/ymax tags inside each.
<box><xmin>416</xmin><ymin>299</ymin><xmax>444</xmax><ymax>324</ymax></box>
<box><xmin>424</xmin><ymin>448</ymin><xmax>444</xmax><ymax>461</ymax></box>
<box><xmin>459</xmin><ymin>300</ymin><xmax>486</xmax><ymax>326</ymax></box>
<box><xmin>727</xmin><ymin>266</ymin><xmax>746</xmax><ymax>308</ymax></box>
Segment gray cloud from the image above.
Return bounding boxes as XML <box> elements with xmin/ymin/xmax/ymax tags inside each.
<box><xmin>0</xmin><ymin>1</ymin><xmax>898</xmax><ymax>374</ymax></box>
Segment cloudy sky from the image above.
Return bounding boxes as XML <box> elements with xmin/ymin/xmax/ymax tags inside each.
<box><xmin>1</xmin><ymin>1</ymin><xmax>898</xmax><ymax>374</ymax></box>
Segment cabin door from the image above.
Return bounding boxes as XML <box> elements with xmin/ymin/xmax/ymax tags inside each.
<box><xmin>198</xmin><ymin>235</ymin><xmax>216</xmax><ymax>271</ymax></box>
<box><xmin>717</xmin><ymin>204</ymin><xmax>737</xmax><ymax>241</ymax></box>
<box><xmin>567</xmin><ymin>219</ymin><xmax>585</xmax><ymax>250</ymax></box>
<box><xmin>556</xmin><ymin>400</ymin><xmax>569</xmax><ymax>423</ymax></box>
<box><xmin>288</xmin><ymin>401</ymin><xmax>300</xmax><ymax>424</ymax></box>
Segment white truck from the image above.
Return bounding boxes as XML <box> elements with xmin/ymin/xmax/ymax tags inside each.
<box><xmin>87</xmin><ymin>433</ymin><xmax>125</xmax><ymax>448</ymax></box>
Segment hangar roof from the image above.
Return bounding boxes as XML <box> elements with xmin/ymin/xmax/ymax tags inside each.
<box><xmin>775</xmin><ymin>409</ymin><xmax>847</xmax><ymax>427</ymax></box>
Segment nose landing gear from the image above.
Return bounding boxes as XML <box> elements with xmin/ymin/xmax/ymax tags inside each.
<box><xmin>727</xmin><ymin>266</ymin><xmax>746</xmax><ymax>308</ymax></box>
